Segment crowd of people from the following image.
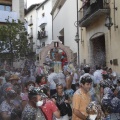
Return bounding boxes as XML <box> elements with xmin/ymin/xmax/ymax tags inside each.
<box><xmin>0</xmin><ymin>63</ymin><xmax>120</xmax><ymax>120</ymax></box>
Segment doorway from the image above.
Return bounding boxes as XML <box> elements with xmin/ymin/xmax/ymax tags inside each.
<box><xmin>91</xmin><ymin>35</ymin><xmax>106</xmax><ymax>66</ymax></box>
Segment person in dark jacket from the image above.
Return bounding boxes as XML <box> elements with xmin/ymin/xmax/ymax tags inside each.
<box><xmin>52</xmin><ymin>83</ymin><xmax>72</xmax><ymax>120</ymax></box>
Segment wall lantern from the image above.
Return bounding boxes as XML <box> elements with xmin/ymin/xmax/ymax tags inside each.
<box><xmin>74</xmin><ymin>33</ymin><xmax>80</xmax><ymax>43</ymax></box>
<box><xmin>105</xmin><ymin>15</ymin><xmax>113</xmax><ymax>30</ymax></box>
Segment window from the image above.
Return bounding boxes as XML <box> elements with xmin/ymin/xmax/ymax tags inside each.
<box><xmin>42</xmin><ymin>13</ymin><xmax>45</xmax><ymax>17</ymax></box>
<box><xmin>0</xmin><ymin>5</ymin><xmax>4</xmax><ymax>10</ymax></box>
<box><xmin>6</xmin><ymin>6</ymin><xmax>11</xmax><ymax>11</ymax></box>
<box><xmin>42</xmin><ymin>42</ymin><xmax>45</xmax><ymax>47</ymax></box>
<box><xmin>42</xmin><ymin>5</ymin><xmax>44</xmax><ymax>10</ymax></box>
<box><xmin>0</xmin><ymin>5</ymin><xmax>11</xmax><ymax>11</ymax></box>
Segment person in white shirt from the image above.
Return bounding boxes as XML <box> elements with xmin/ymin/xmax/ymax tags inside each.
<box><xmin>93</xmin><ymin>65</ymin><xmax>103</xmax><ymax>84</ymax></box>
<box><xmin>71</xmin><ymin>72</ymin><xmax>78</xmax><ymax>92</ymax></box>
<box><xmin>48</xmin><ymin>68</ymin><xmax>57</xmax><ymax>96</ymax></box>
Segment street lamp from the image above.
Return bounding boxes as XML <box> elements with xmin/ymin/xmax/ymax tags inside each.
<box><xmin>75</xmin><ymin>33</ymin><xmax>80</xmax><ymax>43</ymax></box>
<box><xmin>74</xmin><ymin>0</ymin><xmax>80</xmax><ymax>66</ymax></box>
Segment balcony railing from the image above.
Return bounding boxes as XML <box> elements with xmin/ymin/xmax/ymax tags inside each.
<box><xmin>0</xmin><ymin>10</ymin><xmax>18</xmax><ymax>23</ymax></box>
<box><xmin>38</xmin><ymin>31</ymin><xmax>48</xmax><ymax>40</ymax></box>
<box><xmin>79</xmin><ymin>0</ymin><xmax>110</xmax><ymax>27</ymax></box>
<box><xmin>28</xmin><ymin>19</ymin><xmax>33</xmax><ymax>26</ymax></box>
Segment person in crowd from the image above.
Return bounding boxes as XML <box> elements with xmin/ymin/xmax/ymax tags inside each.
<box><xmin>79</xmin><ymin>65</ymin><xmax>96</xmax><ymax>101</ymax></box>
<box><xmin>47</xmin><ymin>68</ymin><xmax>57</xmax><ymax>96</ymax></box>
<box><xmin>79</xmin><ymin>65</ymin><xmax>91</xmax><ymax>81</ymax></box>
<box><xmin>100</xmin><ymin>71</ymin><xmax>115</xmax><ymax>100</ymax></box>
<box><xmin>71</xmin><ymin>71</ymin><xmax>78</xmax><ymax>92</ymax></box>
<box><xmin>0</xmin><ymin>82</ymin><xmax>13</xmax><ymax>104</ymax></box>
<box><xmin>116</xmin><ymin>77</ymin><xmax>120</xmax><ymax>90</ymax></box>
<box><xmin>36</xmin><ymin>75</ymin><xmax>47</xmax><ymax>86</ymax></box>
<box><xmin>101</xmin><ymin>87</ymin><xmax>120</xmax><ymax>119</ymax></box>
<box><xmin>108</xmin><ymin>68</ymin><xmax>115</xmax><ymax>77</ymax></box>
<box><xmin>39</xmin><ymin>86</ymin><xmax>60</xmax><ymax>120</ymax></box>
<box><xmin>0</xmin><ymin>69</ymin><xmax>7</xmax><ymax>85</ymax></box>
<box><xmin>0</xmin><ymin>88</ymin><xmax>20</xmax><ymax>120</ymax></box>
<box><xmin>13</xmin><ymin>83</ymin><xmax>22</xmax><ymax>100</ymax></box>
<box><xmin>21</xmin><ymin>70</ymin><xmax>35</xmax><ymax>92</ymax></box>
<box><xmin>57</xmin><ymin>71</ymin><xmax>66</xmax><ymax>89</ymax></box>
<box><xmin>8</xmin><ymin>74</ymin><xmax>20</xmax><ymax>85</ymax></box>
<box><xmin>61</xmin><ymin>53</ymin><xmax>67</xmax><ymax>68</ymax></box>
<box><xmin>111</xmin><ymin>72</ymin><xmax>117</xmax><ymax>86</ymax></box>
<box><xmin>64</xmin><ymin>67</ymin><xmax>74</xmax><ymax>98</ymax></box>
<box><xmin>52</xmin><ymin>83</ymin><xmax>72</xmax><ymax>120</ymax></box>
<box><xmin>93</xmin><ymin>65</ymin><xmax>103</xmax><ymax>101</ymax></box>
<box><xmin>21</xmin><ymin>87</ymin><xmax>46</xmax><ymax>120</ymax></box>
<box><xmin>21</xmin><ymin>80</ymin><xmax>35</xmax><ymax>109</ymax></box>
<box><xmin>93</xmin><ymin>65</ymin><xmax>103</xmax><ymax>84</ymax></box>
<box><xmin>72</xmin><ymin>75</ymin><xmax>92</xmax><ymax>120</ymax></box>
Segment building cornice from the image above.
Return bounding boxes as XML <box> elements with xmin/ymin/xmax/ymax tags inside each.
<box><xmin>50</xmin><ymin>0</ymin><xmax>60</xmax><ymax>15</ymax></box>
<box><xmin>36</xmin><ymin>0</ymin><xmax>48</xmax><ymax>10</ymax></box>
<box><xmin>25</xmin><ymin>4</ymin><xmax>40</xmax><ymax>16</ymax></box>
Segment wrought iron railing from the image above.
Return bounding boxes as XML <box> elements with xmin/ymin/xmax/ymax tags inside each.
<box><xmin>38</xmin><ymin>31</ymin><xmax>48</xmax><ymax>40</ymax></box>
<box><xmin>79</xmin><ymin>0</ymin><xmax>109</xmax><ymax>23</ymax></box>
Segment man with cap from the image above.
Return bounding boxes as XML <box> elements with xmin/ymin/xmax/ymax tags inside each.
<box><xmin>8</xmin><ymin>74</ymin><xmax>20</xmax><ymax>85</ymax></box>
<box><xmin>21</xmin><ymin>87</ymin><xmax>46</xmax><ymax>120</ymax></box>
<box><xmin>0</xmin><ymin>69</ymin><xmax>7</xmax><ymax>85</ymax></box>
<box><xmin>0</xmin><ymin>88</ymin><xmax>19</xmax><ymax>120</ymax></box>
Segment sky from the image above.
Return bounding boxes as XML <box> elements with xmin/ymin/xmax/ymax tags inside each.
<box><xmin>26</xmin><ymin>0</ymin><xmax>44</xmax><ymax>8</ymax></box>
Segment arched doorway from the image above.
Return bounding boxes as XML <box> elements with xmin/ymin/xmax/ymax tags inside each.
<box><xmin>90</xmin><ymin>32</ymin><xmax>106</xmax><ymax>67</ymax></box>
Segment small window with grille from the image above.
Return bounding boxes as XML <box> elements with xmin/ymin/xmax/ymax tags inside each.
<box><xmin>42</xmin><ymin>5</ymin><xmax>44</xmax><ymax>10</ymax></box>
<box><xmin>42</xmin><ymin>13</ymin><xmax>45</xmax><ymax>17</ymax></box>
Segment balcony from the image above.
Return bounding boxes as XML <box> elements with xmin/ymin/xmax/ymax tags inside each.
<box><xmin>0</xmin><ymin>10</ymin><xmax>18</xmax><ymax>23</ymax></box>
<box><xmin>28</xmin><ymin>32</ymin><xmax>33</xmax><ymax>39</ymax></box>
<box><xmin>79</xmin><ymin>0</ymin><xmax>110</xmax><ymax>27</ymax></box>
<box><xmin>28</xmin><ymin>19</ymin><xmax>33</xmax><ymax>26</ymax></box>
<box><xmin>38</xmin><ymin>31</ymin><xmax>48</xmax><ymax>40</ymax></box>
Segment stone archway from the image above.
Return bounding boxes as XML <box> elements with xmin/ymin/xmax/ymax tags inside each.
<box><xmin>39</xmin><ymin>40</ymin><xmax>74</xmax><ymax>66</ymax></box>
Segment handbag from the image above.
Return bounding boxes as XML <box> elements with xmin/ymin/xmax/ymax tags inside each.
<box><xmin>65</xmin><ymin>103</ymin><xmax>72</xmax><ymax>117</ymax></box>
